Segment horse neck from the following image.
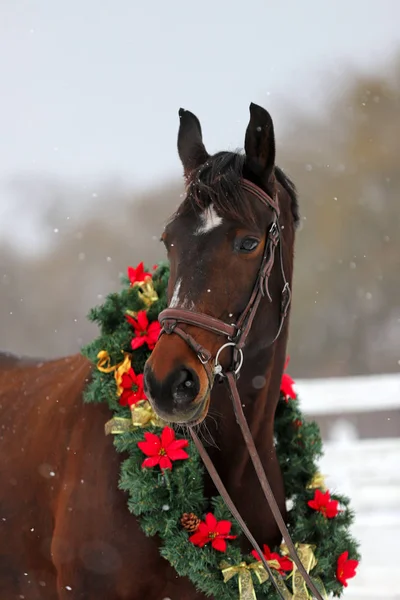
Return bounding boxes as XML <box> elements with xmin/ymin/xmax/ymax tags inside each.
<box><xmin>207</xmin><ymin>327</ymin><xmax>289</xmax><ymax>547</ymax></box>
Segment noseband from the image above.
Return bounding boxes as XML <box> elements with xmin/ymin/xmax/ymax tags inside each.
<box><xmin>157</xmin><ymin>180</ymin><xmax>324</xmax><ymax>600</ymax></box>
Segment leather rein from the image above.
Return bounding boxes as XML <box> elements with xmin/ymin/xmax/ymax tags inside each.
<box><xmin>158</xmin><ymin>179</ymin><xmax>323</xmax><ymax>600</ymax></box>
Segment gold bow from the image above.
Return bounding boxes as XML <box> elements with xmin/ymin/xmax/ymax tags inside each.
<box><xmin>97</xmin><ymin>350</ymin><xmax>126</xmax><ymax>373</ymax></box>
<box><xmin>279</xmin><ymin>544</ymin><xmax>328</xmax><ymax>600</ymax></box>
<box><xmin>306</xmin><ymin>473</ymin><xmax>327</xmax><ymax>491</ymax></box>
<box><xmin>220</xmin><ymin>561</ymin><xmax>269</xmax><ymax>600</ymax></box>
<box><xmin>137</xmin><ymin>279</ymin><xmax>158</xmax><ymax>307</ymax></box>
<box><xmin>228</xmin><ymin>544</ymin><xmax>327</xmax><ymax>600</ymax></box>
<box><xmin>126</xmin><ymin>279</ymin><xmax>159</xmax><ymax>320</ymax></box>
<box><xmin>130</xmin><ymin>401</ymin><xmax>166</xmax><ymax>428</ymax></box>
<box><xmin>114</xmin><ymin>354</ymin><xmax>133</xmax><ymax>395</ymax></box>
<box><xmin>105</xmin><ymin>416</ymin><xmax>134</xmax><ymax>435</ymax></box>
<box><xmin>105</xmin><ymin>400</ymin><xmax>166</xmax><ymax>435</ymax></box>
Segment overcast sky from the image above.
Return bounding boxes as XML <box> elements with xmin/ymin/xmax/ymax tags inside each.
<box><xmin>1</xmin><ymin>0</ymin><xmax>400</xmax><ymax>249</ymax></box>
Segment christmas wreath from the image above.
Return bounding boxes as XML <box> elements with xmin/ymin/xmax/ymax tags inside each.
<box><xmin>82</xmin><ymin>262</ymin><xmax>360</xmax><ymax>600</ymax></box>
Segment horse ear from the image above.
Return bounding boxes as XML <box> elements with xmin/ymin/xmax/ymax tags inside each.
<box><xmin>244</xmin><ymin>103</ymin><xmax>276</xmax><ymax>184</ymax></box>
<box><xmin>177</xmin><ymin>108</ymin><xmax>209</xmax><ymax>179</ymax></box>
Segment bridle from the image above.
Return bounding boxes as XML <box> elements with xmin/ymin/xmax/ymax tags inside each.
<box><xmin>158</xmin><ymin>179</ymin><xmax>324</xmax><ymax>600</ymax></box>
<box><xmin>159</xmin><ymin>179</ymin><xmax>291</xmax><ymax>386</ymax></box>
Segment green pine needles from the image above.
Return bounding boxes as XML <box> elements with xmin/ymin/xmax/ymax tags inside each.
<box><xmin>82</xmin><ymin>262</ymin><xmax>360</xmax><ymax>599</ymax></box>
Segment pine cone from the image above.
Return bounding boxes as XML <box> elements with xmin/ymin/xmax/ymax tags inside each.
<box><xmin>180</xmin><ymin>512</ymin><xmax>201</xmax><ymax>533</ymax></box>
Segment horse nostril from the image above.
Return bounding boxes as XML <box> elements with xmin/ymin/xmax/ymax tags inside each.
<box><xmin>171</xmin><ymin>368</ymin><xmax>199</xmax><ymax>405</ymax></box>
<box><xmin>174</xmin><ymin>368</ymin><xmax>193</xmax><ymax>390</ymax></box>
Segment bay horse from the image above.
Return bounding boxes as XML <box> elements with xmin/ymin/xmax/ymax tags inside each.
<box><xmin>0</xmin><ymin>103</ymin><xmax>299</xmax><ymax>599</ymax></box>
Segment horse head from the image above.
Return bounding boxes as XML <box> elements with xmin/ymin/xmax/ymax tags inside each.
<box><xmin>144</xmin><ymin>103</ymin><xmax>298</xmax><ymax>424</ymax></box>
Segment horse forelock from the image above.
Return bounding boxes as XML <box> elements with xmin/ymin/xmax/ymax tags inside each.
<box><xmin>170</xmin><ymin>152</ymin><xmax>299</xmax><ymax>231</ymax></box>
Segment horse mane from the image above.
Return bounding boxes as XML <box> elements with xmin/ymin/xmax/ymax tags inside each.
<box><xmin>177</xmin><ymin>151</ymin><xmax>300</xmax><ymax>227</ymax></box>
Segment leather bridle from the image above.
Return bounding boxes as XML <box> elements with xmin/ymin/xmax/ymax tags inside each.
<box><xmin>158</xmin><ymin>179</ymin><xmax>324</xmax><ymax>600</ymax></box>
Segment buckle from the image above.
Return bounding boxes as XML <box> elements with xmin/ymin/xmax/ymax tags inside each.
<box><xmin>268</xmin><ymin>221</ymin><xmax>279</xmax><ymax>246</ymax></box>
<box><xmin>198</xmin><ymin>350</ymin><xmax>211</xmax><ymax>365</ymax></box>
<box><xmin>229</xmin><ymin>328</ymin><xmax>242</xmax><ymax>344</ymax></box>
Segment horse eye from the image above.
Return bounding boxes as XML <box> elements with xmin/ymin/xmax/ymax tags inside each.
<box><xmin>239</xmin><ymin>237</ymin><xmax>259</xmax><ymax>253</ymax></box>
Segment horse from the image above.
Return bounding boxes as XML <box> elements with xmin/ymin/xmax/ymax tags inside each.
<box><xmin>0</xmin><ymin>103</ymin><xmax>299</xmax><ymax>599</ymax></box>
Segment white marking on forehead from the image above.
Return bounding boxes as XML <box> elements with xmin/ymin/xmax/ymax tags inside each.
<box><xmin>169</xmin><ymin>278</ymin><xmax>181</xmax><ymax>308</ymax></box>
<box><xmin>195</xmin><ymin>204</ymin><xmax>223</xmax><ymax>235</ymax></box>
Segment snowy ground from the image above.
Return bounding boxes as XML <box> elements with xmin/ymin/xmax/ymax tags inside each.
<box><xmin>294</xmin><ymin>374</ymin><xmax>400</xmax><ymax>600</ymax></box>
<box><xmin>320</xmin><ymin>438</ymin><xmax>400</xmax><ymax>600</ymax></box>
<box><xmin>296</xmin><ymin>373</ymin><xmax>400</xmax><ymax>417</ymax></box>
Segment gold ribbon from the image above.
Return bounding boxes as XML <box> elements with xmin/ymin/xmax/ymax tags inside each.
<box><xmin>137</xmin><ymin>279</ymin><xmax>158</xmax><ymax>307</ymax></box>
<box><xmin>223</xmin><ymin>544</ymin><xmax>327</xmax><ymax>600</ymax></box>
<box><xmin>279</xmin><ymin>544</ymin><xmax>328</xmax><ymax>600</ymax></box>
<box><xmin>97</xmin><ymin>350</ymin><xmax>124</xmax><ymax>373</ymax></box>
<box><xmin>97</xmin><ymin>350</ymin><xmax>132</xmax><ymax>375</ymax></box>
<box><xmin>125</xmin><ymin>279</ymin><xmax>159</xmax><ymax>321</ymax></box>
<box><xmin>130</xmin><ymin>401</ymin><xmax>166</xmax><ymax>428</ymax></box>
<box><xmin>105</xmin><ymin>416</ymin><xmax>134</xmax><ymax>435</ymax></box>
<box><xmin>220</xmin><ymin>561</ymin><xmax>269</xmax><ymax>600</ymax></box>
<box><xmin>105</xmin><ymin>400</ymin><xmax>166</xmax><ymax>435</ymax></box>
<box><xmin>306</xmin><ymin>472</ymin><xmax>327</xmax><ymax>491</ymax></box>
<box><xmin>114</xmin><ymin>353</ymin><xmax>133</xmax><ymax>396</ymax></box>
<box><xmin>291</xmin><ymin>545</ymin><xmax>317</xmax><ymax>600</ymax></box>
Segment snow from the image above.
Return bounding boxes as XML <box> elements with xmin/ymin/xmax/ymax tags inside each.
<box><xmin>298</xmin><ymin>373</ymin><xmax>400</xmax><ymax>599</ymax></box>
<box><xmin>295</xmin><ymin>373</ymin><xmax>400</xmax><ymax>415</ymax></box>
<box><xmin>320</xmin><ymin>437</ymin><xmax>400</xmax><ymax>599</ymax></box>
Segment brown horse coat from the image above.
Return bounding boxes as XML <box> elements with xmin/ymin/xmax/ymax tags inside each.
<box><xmin>0</xmin><ymin>353</ymin><xmax>207</xmax><ymax>599</ymax></box>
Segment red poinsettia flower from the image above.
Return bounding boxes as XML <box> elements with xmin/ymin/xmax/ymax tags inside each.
<box><xmin>336</xmin><ymin>551</ymin><xmax>358</xmax><ymax>587</ymax></box>
<box><xmin>137</xmin><ymin>426</ymin><xmax>189</xmax><ymax>470</ymax></box>
<box><xmin>307</xmin><ymin>489</ymin><xmax>339</xmax><ymax>518</ymax></box>
<box><xmin>251</xmin><ymin>544</ymin><xmax>293</xmax><ymax>575</ymax></box>
<box><xmin>189</xmin><ymin>513</ymin><xmax>236</xmax><ymax>552</ymax></box>
<box><xmin>128</xmin><ymin>262</ymin><xmax>152</xmax><ymax>286</ymax></box>
<box><xmin>281</xmin><ymin>356</ymin><xmax>296</xmax><ymax>402</ymax></box>
<box><xmin>126</xmin><ymin>310</ymin><xmax>161</xmax><ymax>350</ymax></box>
<box><xmin>118</xmin><ymin>368</ymin><xmax>147</xmax><ymax>407</ymax></box>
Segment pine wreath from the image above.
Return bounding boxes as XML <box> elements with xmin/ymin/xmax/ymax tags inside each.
<box><xmin>82</xmin><ymin>262</ymin><xmax>360</xmax><ymax>600</ymax></box>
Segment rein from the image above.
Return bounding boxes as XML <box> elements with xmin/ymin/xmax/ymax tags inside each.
<box><xmin>158</xmin><ymin>179</ymin><xmax>323</xmax><ymax>600</ymax></box>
